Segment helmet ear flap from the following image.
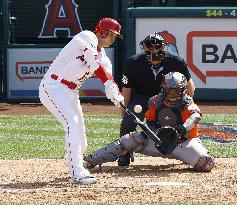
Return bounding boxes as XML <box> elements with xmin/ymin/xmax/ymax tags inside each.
<box><xmin>99</xmin><ymin>28</ymin><xmax>109</xmax><ymax>38</ymax></box>
<box><xmin>95</xmin><ymin>26</ymin><xmax>108</xmax><ymax>38</ymax></box>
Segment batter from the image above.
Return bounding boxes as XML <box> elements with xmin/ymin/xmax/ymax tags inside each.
<box><xmin>39</xmin><ymin>18</ymin><xmax>124</xmax><ymax>185</ymax></box>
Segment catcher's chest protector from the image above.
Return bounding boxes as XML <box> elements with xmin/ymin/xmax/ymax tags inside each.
<box><xmin>155</xmin><ymin>99</ymin><xmax>184</xmax><ymax>127</ymax></box>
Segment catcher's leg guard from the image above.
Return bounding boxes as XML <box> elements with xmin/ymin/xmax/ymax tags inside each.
<box><xmin>84</xmin><ymin>141</ymin><xmax>126</xmax><ymax>169</ymax></box>
<box><xmin>85</xmin><ymin>131</ymin><xmax>145</xmax><ymax>168</ymax></box>
<box><xmin>193</xmin><ymin>155</ymin><xmax>215</xmax><ymax>172</ymax></box>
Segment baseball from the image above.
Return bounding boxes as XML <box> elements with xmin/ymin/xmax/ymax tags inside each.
<box><xmin>134</xmin><ymin>105</ymin><xmax>142</xmax><ymax>113</ymax></box>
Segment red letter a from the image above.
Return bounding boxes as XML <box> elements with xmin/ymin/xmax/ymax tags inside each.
<box><xmin>39</xmin><ymin>0</ymin><xmax>82</xmax><ymax>38</ymax></box>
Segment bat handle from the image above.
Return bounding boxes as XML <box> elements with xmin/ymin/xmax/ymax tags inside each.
<box><xmin>120</xmin><ymin>103</ymin><xmax>126</xmax><ymax>110</ymax></box>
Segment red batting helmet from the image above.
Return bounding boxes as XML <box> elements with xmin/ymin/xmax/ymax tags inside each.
<box><xmin>95</xmin><ymin>18</ymin><xmax>122</xmax><ymax>38</ymax></box>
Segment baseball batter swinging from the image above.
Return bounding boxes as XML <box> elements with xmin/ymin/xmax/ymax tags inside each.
<box><xmin>84</xmin><ymin>72</ymin><xmax>215</xmax><ymax>172</ymax></box>
<box><xmin>39</xmin><ymin>18</ymin><xmax>124</xmax><ymax>185</ymax></box>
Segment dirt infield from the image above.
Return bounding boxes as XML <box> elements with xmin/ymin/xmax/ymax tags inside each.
<box><xmin>0</xmin><ymin>102</ymin><xmax>236</xmax><ymax>203</ymax></box>
<box><xmin>1</xmin><ymin>100</ymin><xmax>237</xmax><ymax>115</ymax></box>
<box><xmin>0</xmin><ymin>158</ymin><xmax>236</xmax><ymax>203</ymax></box>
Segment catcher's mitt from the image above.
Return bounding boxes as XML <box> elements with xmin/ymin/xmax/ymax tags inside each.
<box><xmin>156</xmin><ymin>126</ymin><xmax>179</xmax><ymax>155</ymax></box>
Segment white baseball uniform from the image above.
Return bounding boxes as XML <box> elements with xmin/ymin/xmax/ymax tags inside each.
<box><xmin>39</xmin><ymin>30</ymin><xmax>118</xmax><ymax>179</ymax></box>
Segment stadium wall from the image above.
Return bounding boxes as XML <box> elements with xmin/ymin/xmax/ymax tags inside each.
<box><xmin>1</xmin><ymin>1</ymin><xmax>237</xmax><ymax>101</ymax></box>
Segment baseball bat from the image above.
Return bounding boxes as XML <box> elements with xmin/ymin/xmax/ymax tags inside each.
<box><xmin>120</xmin><ymin>103</ymin><xmax>162</xmax><ymax>147</ymax></box>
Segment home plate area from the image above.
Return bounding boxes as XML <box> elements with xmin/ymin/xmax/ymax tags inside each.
<box><xmin>0</xmin><ymin>157</ymin><xmax>236</xmax><ymax>203</ymax></box>
<box><xmin>144</xmin><ymin>181</ymin><xmax>190</xmax><ymax>186</ymax></box>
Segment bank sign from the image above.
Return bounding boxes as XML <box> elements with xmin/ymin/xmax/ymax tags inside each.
<box><xmin>7</xmin><ymin>48</ymin><xmax>114</xmax><ymax>99</ymax></box>
<box><xmin>16</xmin><ymin>61</ymin><xmax>52</xmax><ymax>81</ymax></box>
<box><xmin>136</xmin><ymin>18</ymin><xmax>237</xmax><ymax>89</ymax></box>
<box><xmin>187</xmin><ymin>31</ymin><xmax>237</xmax><ymax>87</ymax></box>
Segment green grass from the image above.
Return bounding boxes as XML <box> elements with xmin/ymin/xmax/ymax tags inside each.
<box><xmin>0</xmin><ymin>114</ymin><xmax>236</xmax><ymax>160</ymax></box>
<box><xmin>201</xmin><ymin>114</ymin><xmax>237</xmax><ymax>124</ymax></box>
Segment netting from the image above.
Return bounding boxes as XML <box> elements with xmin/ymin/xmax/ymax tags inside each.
<box><xmin>200</xmin><ymin>123</ymin><xmax>237</xmax><ymax>143</ymax></box>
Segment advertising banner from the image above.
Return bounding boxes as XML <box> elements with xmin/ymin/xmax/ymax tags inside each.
<box><xmin>7</xmin><ymin>47</ymin><xmax>114</xmax><ymax>99</ymax></box>
<box><xmin>136</xmin><ymin>18</ymin><xmax>237</xmax><ymax>90</ymax></box>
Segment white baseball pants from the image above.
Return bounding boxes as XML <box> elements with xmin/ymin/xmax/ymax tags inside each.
<box><xmin>39</xmin><ymin>78</ymin><xmax>90</xmax><ymax>179</ymax></box>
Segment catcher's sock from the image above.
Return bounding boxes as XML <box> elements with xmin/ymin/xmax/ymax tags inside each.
<box><xmin>118</xmin><ymin>153</ymin><xmax>131</xmax><ymax>166</ymax></box>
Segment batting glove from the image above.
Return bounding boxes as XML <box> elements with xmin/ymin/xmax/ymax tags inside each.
<box><xmin>104</xmin><ymin>80</ymin><xmax>124</xmax><ymax>107</ymax></box>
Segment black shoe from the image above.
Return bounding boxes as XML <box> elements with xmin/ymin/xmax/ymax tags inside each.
<box><xmin>118</xmin><ymin>153</ymin><xmax>131</xmax><ymax>166</ymax></box>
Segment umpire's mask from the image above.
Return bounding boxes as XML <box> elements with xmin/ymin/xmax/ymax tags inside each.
<box><xmin>140</xmin><ymin>32</ymin><xmax>167</xmax><ymax>62</ymax></box>
<box><xmin>161</xmin><ymin>72</ymin><xmax>187</xmax><ymax>107</ymax></box>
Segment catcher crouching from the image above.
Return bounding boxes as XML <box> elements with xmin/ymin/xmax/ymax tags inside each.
<box><xmin>84</xmin><ymin>72</ymin><xmax>215</xmax><ymax>172</ymax></box>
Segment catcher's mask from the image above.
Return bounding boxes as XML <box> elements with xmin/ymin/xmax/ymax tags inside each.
<box><xmin>161</xmin><ymin>72</ymin><xmax>187</xmax><ymax>107</ymax></box>
<box><xmin>140</xmin><ymin>32</ymin><xmax>167</xmax><ymax>62</ymax></box>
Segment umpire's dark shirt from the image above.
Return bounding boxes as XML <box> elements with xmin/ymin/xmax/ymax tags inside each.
<box><xmin>122</xmin><ymin>52</ymin><xmax>191</xmax><ymax>98</ymax></box>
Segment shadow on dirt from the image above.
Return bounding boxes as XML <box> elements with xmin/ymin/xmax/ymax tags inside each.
<box><xmin>90</xmin><ymin>163</ymin><xmax>194</xmax><ymax>177</ymax></box>
<box><xmin>0</xmin><ymin>107</ymin><xmax>10</xmax><ymax>112</ymax></box>
<box><xmin>0</xmin><ymin>177</ymin><xmax>71</xmax><ymax>190</ymax></box>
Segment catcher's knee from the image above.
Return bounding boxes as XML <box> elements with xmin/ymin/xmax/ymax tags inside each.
<box><xmin>193</xmin><ymin>155</ymin><xmax>215</xmax><ymax>172</ymax></box>
<box><xmin>120</xmin><ymin>131</ymin><xmax>146</xmax><ymax>152</ymax></box>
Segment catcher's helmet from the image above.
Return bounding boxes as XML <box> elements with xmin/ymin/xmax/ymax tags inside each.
<box><xmin>140</xmin><ymin>32</ymin><xmax>167</xmax><ymax>61</ymax></box>
<box><xmin>95</xmin><ymin>18</ymin><xmax>122</xmax><ymax>38</ymax></box>
<box><xmin>161</xmin><ymin>72</ymin><xmax>187</xmax><ymax>107</ymax></box>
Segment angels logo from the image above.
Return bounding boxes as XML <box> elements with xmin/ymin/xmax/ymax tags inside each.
<box><xmin>159</xmin><ymin>30</ymin><xmax>179</xmax><ymax>56</ymax></box>
<box><xmin>39</xmin><ymin>0</ymin><xmax>82</xmax><ymax>38</ymax></box>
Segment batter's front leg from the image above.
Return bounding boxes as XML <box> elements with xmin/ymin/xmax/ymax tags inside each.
<box><xmin>171</xmin><ymin>138</ymin><xmax>215</xmax><ymax>172</ymax></box>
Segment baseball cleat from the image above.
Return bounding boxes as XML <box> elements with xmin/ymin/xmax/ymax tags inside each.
<box><xmin>118</xmin><ymin>153</ymin><xmax>131</xmax><ymax>166</ymax></box>
<box><xmin>71</xmin><ymin>176</ymin><xmax>96</xmax><ymax>185</ymax></box>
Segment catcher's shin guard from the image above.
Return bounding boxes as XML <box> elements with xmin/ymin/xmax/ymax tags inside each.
<box><xmin>85</xmin><ymin>132</ymin><xmax>145</xmax><ymax>168</ymax></box>
<box><xmin>193</xmin><ymin>155</ymin><xmax>215</xmax><ymax>172</ymax></box>
<box><xmin>84</xmin><ymin>140</ymin><xmax>127</xmax><ymax>168</ymax></box>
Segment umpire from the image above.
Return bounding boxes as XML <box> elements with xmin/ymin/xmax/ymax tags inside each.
<box><xmin>118</xmin><ymin>32</ymin><xmax>195</xmax><ymax>166</ymax></box>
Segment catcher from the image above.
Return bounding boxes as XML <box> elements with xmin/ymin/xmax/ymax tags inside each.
<box><xmin>84</xmin><ymin>72</ymin><xmax>215</xmax><ymax>172</ymax></box>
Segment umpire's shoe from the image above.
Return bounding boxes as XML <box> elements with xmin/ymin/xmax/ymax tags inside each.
<box><xmin>118</xmin><ymin>153</ymin><xmax>131</xmax><ymax>166</ymax></box>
